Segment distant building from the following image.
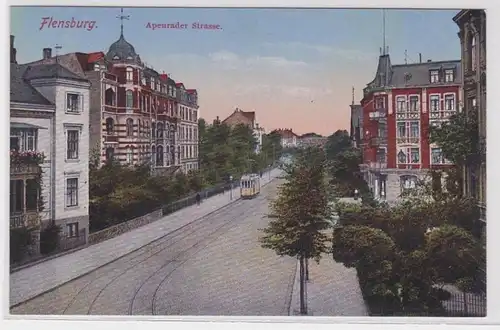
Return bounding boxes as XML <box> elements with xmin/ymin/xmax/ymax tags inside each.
<box><xmin>222</xmin><ymin>108</ymin><xmax>265</xmax><ymax>153</ymax></box>
<box><xmin>10</xmin><ymin>35</ymin><xmax>90</xmax><ymax>254</ymax></box>
<box><xmin>176</xmin><ymin>83</ymin><xmax>199</xmax><ymax>172</ymax></box>
<box><xmin>298</xmin><ymin>133</ymin><xmax>327</xmax><ymax>149</ymax></box>
<box><xmin>350</xmin><ymin>104</ymin><xmax>363</xmax><ymax>148</ymax></box>
<box><xmin>360</xmin><ymin>49</ymin><xmax>461</xmax><ymax>202</ymax></box>
<box><xmin>271</xmin><ymin>128</ymin><xmax>299</xmax><ymax>148</ymax></box>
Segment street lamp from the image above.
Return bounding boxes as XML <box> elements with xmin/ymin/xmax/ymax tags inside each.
<box><xmin>229</xmin><ymin>175</ymin><xmax>233</xmax><ymax>200</ymax></box>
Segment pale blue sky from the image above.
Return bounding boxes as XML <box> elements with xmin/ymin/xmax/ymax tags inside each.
<box><xmin>10</xmin><ymin>7</ymin><xmax>461</xmax><ymax>135</ymax></box>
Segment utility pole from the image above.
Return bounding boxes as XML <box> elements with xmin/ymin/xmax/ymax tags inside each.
<box><xmin>404</xmin><ymin>49</ymin><xmax>408</xmax><ymax>64</ymax></box>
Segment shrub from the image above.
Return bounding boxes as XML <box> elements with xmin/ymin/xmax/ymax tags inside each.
<box><xmin>10</xmin><ymin>227</ymin><xmax>34</xmax><ymax>264</ymax></box>
<box><xmin>40</xmin><ymin>222</ymin><xmax>62</xmax><ymax>255</ymax></box>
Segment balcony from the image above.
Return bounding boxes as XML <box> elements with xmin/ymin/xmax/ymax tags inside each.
<box><xmin>10</xmin><ymin>151</ymin><xmax>44</xmax><ymax>178</ymax></box>
<box><xmin>370</xmin><ymin>137</ymin><xmax>387</xmax><ymax>147</ymax></box>
<box><xmin>11</xmin><ymin>163</ymin><xmax>41</xmax><ymax>176</ymax></box>
<box><xmin>369</xmin><ymin>109</ymin><xmax>386</xmax><ymax>121</ymax></box>
<box><xmin>396</xmin><ymin>136</ymin><xmax>420</xmax><ymax>144</ymax></box>
<box><xmin>369</xmin><ymin>161</ymin><xmax>387</xmax><ymax>171</ymax></box>
<box><xmin>10</xmin><ymin>212</ymin><xmax>41</xmax><ymax>229</ymax></box>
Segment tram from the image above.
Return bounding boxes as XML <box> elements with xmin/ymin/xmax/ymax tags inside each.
<box><xmin>240</xmin><ymin>173</ymin><xmax>261</xmax><ymax>199</ymax></box>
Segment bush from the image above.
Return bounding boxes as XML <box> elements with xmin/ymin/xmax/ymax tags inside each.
<box><xmin>40</xmin><ymin>223</ymin><xmax>62</xmax><ymax>255</ymax></box>
<box><xmin>10</xmin><ymin>227</ymin><xmax>34</xmax><ymax>264</ymax></box>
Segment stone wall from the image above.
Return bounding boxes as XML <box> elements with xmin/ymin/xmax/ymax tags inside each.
<box><xmin>88</xmin><ymin>209</ymin><xmax>163</xmax><ymax>245</ymax></box>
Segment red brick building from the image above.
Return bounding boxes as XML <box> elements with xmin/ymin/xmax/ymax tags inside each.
<box><xmin>360</xmin><ymin>52</ymin><xmax>461</xmax><ymax>202</ymax></box>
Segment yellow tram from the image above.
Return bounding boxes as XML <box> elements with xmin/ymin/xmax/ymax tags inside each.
<box><xmin>240</xmin><ymin>173</ymin><xmax>261</xmax><ymax>199</ymax></box>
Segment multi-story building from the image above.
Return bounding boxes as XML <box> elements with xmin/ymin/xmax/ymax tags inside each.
<box><xmin>176</xmin><ymin>82</ymin><xmax>199</xmax><ymax>172</ymax></box>
<box><xmin>453</xmin><ymin>9</ymin><xmax>486</xmax><ymax>292</ymax></box>
<box><xmin>30</xmin><ymin>26</ymin><xmax>199</xmax><ymax>174</ymax></box>
<box><xmin>272</xmin><ymin>128</ymin><xmax>299</xmax><ymax>148</ymax></box>
<box><xmin>10</xmin><ymin>35</ymin><xmax>90</xmax><ymax>253</ymax></box>
<box><xmin>360</xmin><ymin>50</ymin><xmax>461</xmax><ymax>202</ymax></box>
<box><xmin>222</xmin><ymin>108</ymin><xmax>265</xmax><ymax>153</ymax></box>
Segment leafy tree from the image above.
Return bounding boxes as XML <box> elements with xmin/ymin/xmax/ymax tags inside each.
<box><xmin>40</xmin><ymin>222</ymin><xmax>62</xmax><ymax>255</ymax></box>
<box><xmin>10</xmin><ymin>227</ymin><xmax>34</xmax><ymax>264</ymax></box>
<box><xmin>324</xmin><ymin>129</ymin><xmax>352</xmax><ymax>159</ymax></box>
<box><xmin>260</xmin><ymin>147</ymin><xmax>333</xmax><ymax>315</ymax></box>
<box><xmin>332</xmin><ymin>196</ymin><xmax>484</xmax><ymax>315</ymax></box>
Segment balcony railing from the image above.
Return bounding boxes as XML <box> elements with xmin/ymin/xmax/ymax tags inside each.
<box><xmin>370</xmin><ymin>137</ymin><xmax>387</xmax><ymax>147</ymax></box>
<box><xmin>369</xmin><ymin>109</ymin><xmax>386</xmax><ymax>120</ymax></box>
<box><xmin>10</xmin><ymin>163</ymin><xmax>41</xmax><ymax>176</ymax></box>
<box><xmin>396</xmin><ymin>136</ymin><xmax>420</xmax><ymax>144</ymax></box>
<box><xmin>369</xmin><ymin>161</ymin><xmax>387</xmax><ymax>170</ymax></box>
<box><xmin>10</xmin><ymin>212</ymin><xmax>40</xmax><ymax>229</ymax></box>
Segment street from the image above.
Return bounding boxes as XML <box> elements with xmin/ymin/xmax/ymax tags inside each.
<box><xmin>11</xmin><ymin>180</ymin><xmax>297</xmax><ymax>315</ymax></box>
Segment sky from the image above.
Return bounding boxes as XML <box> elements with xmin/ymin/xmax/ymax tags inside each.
<box><xmin>10</xmin><ymin>7</ymin><xmax>461</xmax><ymax>136</ymax></box>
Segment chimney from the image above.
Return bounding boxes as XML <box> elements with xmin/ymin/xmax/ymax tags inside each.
<box><xmin>10</xmin><ymin>35</ymin><xmax>17</xmax><ymax>64</ymax></box>
<box><xmin>43</xmin><ymin>48</ymin><xmax>52</xmax><ymax>59</ymax></box>
<box><xmin>419</xmin><ymin>53</ymin><xmax>422</xmax><ymax>63</ymax></box>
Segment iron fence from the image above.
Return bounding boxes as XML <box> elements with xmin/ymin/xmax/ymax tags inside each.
<box><xmin>441</xmin><ymin>291</ymin><xmax>486</xmax><ymax>317</ymax></box>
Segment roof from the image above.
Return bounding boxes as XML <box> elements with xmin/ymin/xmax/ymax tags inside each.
<box><xmin>175</xmin><ymin>82</ymin><xmax>185</xmax><ymax>88</ymax></box>
<box><xmin>300</xmin><ymin>132</ymin><xmax>322</xmax><ymax>138</ymax></box>
<box><xmin>105</xmin><ymin>33</ymin><xmax>141</xmax><ymax>63</ymax></box>
<box><xmin>364</xmin><ymin>54</ymin><xmax>461</xmax><ymax>95</ymax></box>
<box><xmin>222</xmin><ymin>109</ymin><xmax>255</xmax><ymax>125</ymax></box>
<box><xmin>87</xmin><ymin>52</ymin><xmax>105</xmax><ymax>63</ymax></box>
<box><xmin>272</xmin><ymin>128</ymin><xmax>298</xmax><ymax>138</ymax></box>
<box><xmin>26</xmin><ymin>53</ymin><xmax>87</xmax><ymax>78</ymax></box>
<box><xmin>23</xmin><ymin>63</ymin><xmax>87</xmax><ymax>82</ymax></box>
<box><xmin>10</xmin><ymin>63</ymin><xmax>53</xmax><ymax>105</ymax></box>
<box><xmin>186</xmin><ymin>89</ymin><xmax>197</xmax><ymax>94</ymax></box>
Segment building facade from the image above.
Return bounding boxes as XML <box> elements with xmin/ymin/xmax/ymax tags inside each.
<box><xmin>176</xmin><ymin>83</ymin><xmax>199</xmax><ymax>172</ymax></box>
<box><xmin>222</xmin><ymin>108</ymin><xmax>265</xmax><ymax>153</ymax></box>
<box><xmin>453</xmin><ymin>9</ymin><xmax>486</xmax><ymax>293</ymax></box>
<box><xmin>360</xmin><ymin>52</ymin><xmax>461</xmax><ymax>202</ymax></box>
<box><xmin>10</xmin><ymin>35</ymin><xmax>91</xmax><ymax>252</ymax></box>
<box><xmin>32</xmin><ymin>28</ymin><xmax>199</xmax><ymax>174</ymax></box>
<box><xmin>350</xmin><ymin>104</ymin><xmax>363</xmax><ymax>148</ymax></box>
<box><xmin>453</xmin><ymin>9</ymin><xmax>486</xmax><ymax>229</ymax></box>
<box><xmin>272</xmin><ymin>128</ymin><xmax>298</xmax><ymax>148</ymax></box>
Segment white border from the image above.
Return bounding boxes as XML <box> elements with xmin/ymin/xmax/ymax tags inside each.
<box><xmin>3</xmin><ymin>1</ymin><xmax>500</xmax><ymax>330</ymax></box>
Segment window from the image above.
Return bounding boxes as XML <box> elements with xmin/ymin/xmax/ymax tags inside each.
<box><xmin>430</xmin><ymin>95</ymin><xmax>440</xmax><ymax>111</ymax></box>
<box><xmin>126</xmin><ymin>67</ymin><xmax>133</xmax><ymax>82</ymax></box>
<box><xmin>67</xmin><ymin>130</ymin><xmax>79</xmax><ymax>160</ymax></box>
<box><xmin>410</xmin><ymin>122</ymin><xmax>419</xmax><ymax>137</ymax></box>
<box><xmin>26</xmin><ymin>179</ymin><xmax>39</xmax><ymax>211</ymax></box>
<box><xmin>400</xmin><ymin>175</ymin><xmax>417</xmax><ymax>192</ymax></box>
<box><xmin>67</xmin><ymin>222</ymin><xmax>79</xmax><ymax>238</ymax></box>
<box><xmin>397</xmin><ymin>122</ymin><xmax>406</xmax><ymax>137</ymax></box>
<box><xmin>126</xmin><ymin>90</ymin><xmax>133</xmax><ymax>108</ymax></box>
<box><xmin>445</xmin><ymin>70</ymin><xmax>454</xmax><ymax>82</ymax></box>
<box><xmin>396</xmin><ymin>96</ymin><xmax>406</xmax><ymax>112</ymax></box>
<box><xmin>471</xmin><ymin>36</ymin><xmax>477</xmax><ymax>71</ymax></box>
<box><xmin>66</xmin><ymin>178</ymin><xmax>78</xmax><ymax>207</ymax></box>
<box><xmin>157</xmin><ymin>122</ymin><xmax>164</xmax><ymax>138</ymax></box>
<box><xmin>152</xmin><ymin>122</ymin><xmax>156</xmax><ymax>138</ymax></box>
<box><xmin>126</xmin><ymin>147</ymin><xmax>133</xmax><ymax>164</ymax></box>
<box><xmin>10</xmin><ymin>128</ymin><xmax>37</xmax><ymax>152</ymax></box>
<box><xmin>444</xmin><ymin>94</ymin><xmax>455</xmax><ymax>111</ymax></box>
<box><xmin>126</xmin><ymin>118</ymin><xmax>134</xmax><ymax>136</ymax></box>
<box><xmin>105</xmin><ymin>88</ymin><xmax>115</xmax><ymax>106</ymax></box>
<box><xmin>105</xmin><ymin>118</ymin><xmax>114</xmax><ymax>135</ymax></box>
<box><xmin>67</xmin><ymin>93</ymin><xmax>80</xmax><ymax>113</ymax></box>
<box><xmin>137</xmin><ymin>119</ymin><xmax>142</xmax><ymax>135</ymax></box>
<box><xmin>409</xmin><ymin>95</ymin><xmax>419</xmax><ymax>111</ymax></box>
<box><xmin>157</xmin><ymin>145</ymin><xmax>164</xmax><ymax>166</ymax></box>
<box><xmin>150</xmin><ymin>78</ymin><xmax>155</xmax><ymax>90</ymax></box>
<box><xmin>145</xmin><ymin>121</ymin><xmax>150</xmax><ymax>137</ymax></box>
<box><xmin>94</xmin><ymin>64</ymin><xmax>100</xmax><ymax>71</ymax></box>
<box><xmin>410</xmin><ymin>148</ymin><xmax>420</xmax><ymax>163</ymax></box>
<box><xmin>431</xmin><ymin>147</ymin><xmax>446</xmax><ymax>164</ymax></box>
<box><xmin>430</xmin><ymin>70</ymin><xmax>439</xmax><ymax>83</ymax></box>
<box><xmin>151</xmin><ymin>146</ymin><xmax>156</xmax><ymax>166</ymax></box>
<box><xmin>105</xmin><ymin>147</ymin><xmax>114</xmax><ymax>162</ymax></box>
<box><xmin>375</xmin><ymin>97</ymin><xmax>385</xmax><ymax>109</ymax></box>
<box><xmin>10</xmin><ymin>180</ymin><xmax>24</xmax><ymax>214</ymax></box>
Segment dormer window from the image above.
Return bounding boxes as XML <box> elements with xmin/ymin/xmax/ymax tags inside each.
<box><xmin>94</xmin><ymin>63</ymin><xmax>100</xmax><ymax>71</ymax></box>
<box><xmin>113</xmin><ymin>56</ymin><xmax>120</xmax><ymax>60</ymax></box>
<box><xmin>430</xmin><ymin>70</ymin><xmax>439</xmax><ymax>83</ymax></box>
<box><xmin>375</xmin><ymin>97</ymin><xmax>385</xmax><ymax>109</ymax></box>
<box><xmin>445</xmin><ymin>69</ymin><xmax>454</xmax><ymax>82</ymax></box>
<box><xmin>127</xmin><ymin>56</ymin><xmax>133</xmax><ymax>60</ymax></box>
<box><xmin>150</xmin><ymin>78</ymin><xmax>155</xmax><ymax>89</ymax></box>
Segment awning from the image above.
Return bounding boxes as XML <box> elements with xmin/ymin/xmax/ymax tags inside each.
<box><xmin>10</xmin><ymin>122</ymin><xmax>47</xmax><ymax>129</ymax></box>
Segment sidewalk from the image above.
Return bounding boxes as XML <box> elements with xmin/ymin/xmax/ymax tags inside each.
<box><xmin>10</xmin><ymin>169</ymin><xmax>282</xmax><ymax>307</ymax></box>
<box><xmin>289</xmin><ymin>255</ymin><xmax>368</xmax><ymax>316</ymax></box>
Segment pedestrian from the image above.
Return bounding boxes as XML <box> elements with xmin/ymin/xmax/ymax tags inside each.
<box><xmin>196</xmin><ymin>192</ymin><xmax>201</xmax><ymax>205</ymax></box>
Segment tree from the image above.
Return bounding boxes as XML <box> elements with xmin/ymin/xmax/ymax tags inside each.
<box><xmin>324</xmin><ymin>129</ymin><xmax>352</xmax><ymax>160</ymax></box>
<box><xmin>260</xmin><ymin>147</ymin><xmax>333</xmax><ymax>315</ymax></box>
<box><xmin>332</xmin><ymin>196</ymin><xmax>484</xmax><ymax>315</ymax></box>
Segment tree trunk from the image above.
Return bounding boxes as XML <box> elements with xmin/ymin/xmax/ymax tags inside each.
<box><xmin>305</xmin><ymin>257</ymin><xmax>310</xmax><ymax>281</ymax></box>
<box><xmin>299</xmin><ymin>255</ymin><xmax>307</xmax><ymax>315</ymax></box>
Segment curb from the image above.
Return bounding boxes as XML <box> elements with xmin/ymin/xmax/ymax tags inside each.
<box><xmin>10</xmin><ymin>174</ymin><xmax>280</xmax><ymax>309</ymax></box>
